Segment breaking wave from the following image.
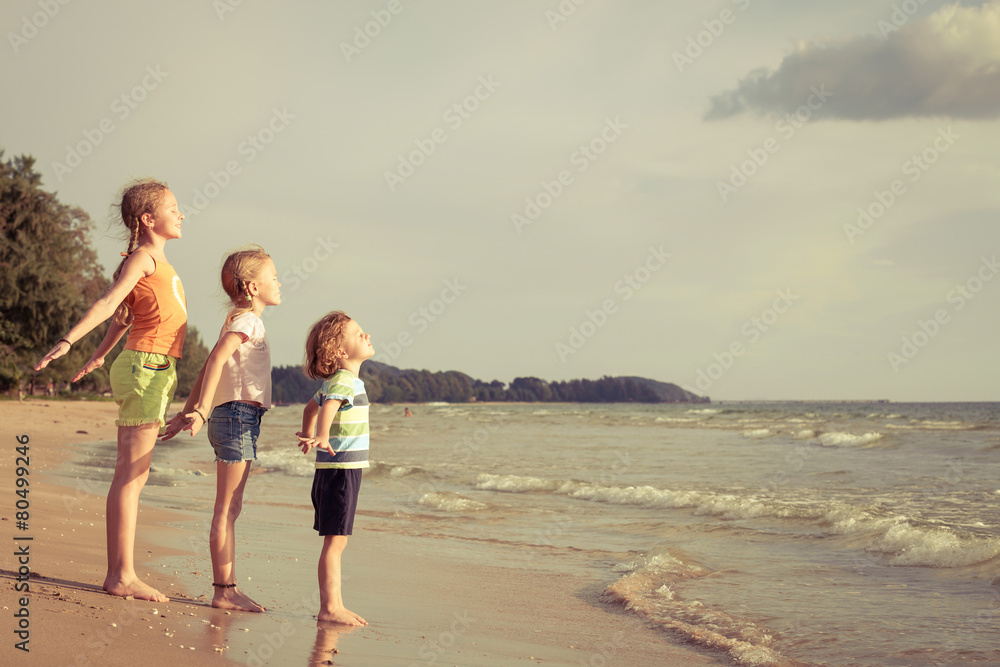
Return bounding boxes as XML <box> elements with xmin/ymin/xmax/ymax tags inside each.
<box><xmin>474</xmin><ymin>474</ymin><xmax>1000</xmax><ymax>568</ymax></box>
<box><xmin>605</xmin><ymin>547</ymin><xmax>788</xmax><ymax>666</ymax></box>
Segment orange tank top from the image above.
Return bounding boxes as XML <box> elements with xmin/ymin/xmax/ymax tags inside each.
<box><xmin>123</xmin><ymin>253</ymin><xmax>187</xmax><ymax>358</ymax></box>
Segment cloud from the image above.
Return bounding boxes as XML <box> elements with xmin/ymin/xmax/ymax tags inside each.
<box><xmin>706</xmin><ymin>1</ymin><xmax>1000</xmax><ymax>121</ymax></box>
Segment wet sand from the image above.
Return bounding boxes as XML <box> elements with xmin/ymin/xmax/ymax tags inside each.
<box><xmin>1</xmin><ymin>399</ymin><xmax>725</xmax><ymax>666</ymax></box>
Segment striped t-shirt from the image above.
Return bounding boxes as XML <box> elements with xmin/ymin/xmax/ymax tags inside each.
<box><xmin>313</xmin><ymin>369</ymin><xmax>369</xmax><ymax>469</ymax></box>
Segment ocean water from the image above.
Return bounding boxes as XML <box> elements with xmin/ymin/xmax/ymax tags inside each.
<box><xmin>66</xmin><ymin>401</ymin><xmax>1000</xmax><ymax>666</ymax></box>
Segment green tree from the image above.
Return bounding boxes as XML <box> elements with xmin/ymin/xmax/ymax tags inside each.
<box><xmin>272</xmin><ymin>365</ymin><xmax>322</xmax><ymax>404</ymax></box>
<box><xmin>0</xmin><ymin>151</ymin><xmax>108</xmax><ymax>394</ymax></box>
<box><xmin>174</xmin><ymin>326</ymin><xmax>210</xmax><ymax>399</ymax></box>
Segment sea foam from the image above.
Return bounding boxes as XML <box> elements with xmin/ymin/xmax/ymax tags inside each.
<box><xmin>418</xmin><ymin>491</ymin><xmax>488</xmax><ymax>513</ymax></box>
<box><xmin>817</xmin><ymin>431</ymin><xmax>883</xmax><ymax>447</ymax></box>
<box><xmin>872</xmin><ymin>523</ymin><xmax>1000</xmax><ymax>567</ymax></box>
<box><xmin>605</xmin><ymin>548</ymin><xmax>785</xmax><ymax>666</ymax></box>
<box><xmin>475</xmin><ymin>473</ymin><xmax>1000</xmax><ymax>569</ymax></box>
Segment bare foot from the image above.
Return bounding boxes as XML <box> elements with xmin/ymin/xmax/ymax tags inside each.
<box><xmin>105</xmin><ymin>576</ymin><xmax>168</xmax><ymax>602</ymax></box>
<box><xmin>212</xmin><ymin>587</ymin><xmax>266</xmax><ymax>612</ymax></box>
<box><xmin>317</xmin><ymin>607</ymin><xmax>367</xmax><ymax>626</ymax></box>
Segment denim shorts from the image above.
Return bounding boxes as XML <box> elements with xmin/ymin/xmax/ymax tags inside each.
<box><xmin>207</xmin><ymin>401</ymin><xmax>267</xmax><ymax>463</ymax></box>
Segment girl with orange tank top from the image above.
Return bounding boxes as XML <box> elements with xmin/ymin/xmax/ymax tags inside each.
<box><xmin>35</xmin><ymin>178</ymin><xmax>189</xmax><ymax>604</ymax></box>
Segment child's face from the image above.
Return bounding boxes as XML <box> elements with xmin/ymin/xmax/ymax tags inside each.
<box><xmin>339</xmin><ymin>319</ymin><xmax>374</xmax><ymax>364</ymax></box>
<box><xmin>145</xmin><ymin>189</ymin><xmax>183</xmax><ymax>240</ymax></box>
<box><xmin>252</xmin><ymin>258</ymin><xmax>281</xmax><ymax>308</ymax></box>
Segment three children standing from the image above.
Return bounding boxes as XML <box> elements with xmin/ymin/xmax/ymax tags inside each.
<box><xmin>35</xmin><ymin>178</ymin><xmax>371</xmax><ymax>626</ymax></box>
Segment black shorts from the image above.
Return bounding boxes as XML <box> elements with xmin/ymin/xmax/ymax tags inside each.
<box><xmin>311</xmin><ymin>468</ymin><xmax>362</xmax><ymax>536</ymax></box>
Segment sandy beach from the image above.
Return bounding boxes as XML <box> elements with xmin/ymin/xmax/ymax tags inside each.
<box><xmin>1</xmin><ymin>399</ymin><xmax>724</xmax><ymax>666</ymax></box>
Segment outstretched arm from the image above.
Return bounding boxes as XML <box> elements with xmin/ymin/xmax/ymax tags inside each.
<box><xmin>35</xmin><ymin>251</ymin><xmax>153</xmax><ymax>371</ymax></box>
<box><xmin>297</xmin><ymin>398</ymin><xmax>342</xmax><ymax>454</ymax></box>
<box><xmin>71</xmin><ymin>318</ymin><xmax>130</xmax><ymax>383</ymax></box>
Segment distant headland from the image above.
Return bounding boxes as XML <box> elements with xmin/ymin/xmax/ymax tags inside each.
<box><xmin>271</xmin><ymin>361</ymin><xmax>709</xmax><ymax>405</ymax></box>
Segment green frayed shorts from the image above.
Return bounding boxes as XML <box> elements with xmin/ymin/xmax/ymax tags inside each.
<box><xmin>110</xmin><ymin>350</ymin><xmax>178</xmax><ymax>430</ymax></box>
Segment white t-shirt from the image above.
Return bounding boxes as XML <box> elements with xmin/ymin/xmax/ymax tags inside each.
<box><xmin>213</xmin><ymin>312</ymin><xmax>271</xmax><ymax>409</ymax></box>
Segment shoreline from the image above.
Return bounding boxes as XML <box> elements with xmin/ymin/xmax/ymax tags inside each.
<box><xmin>2</xmin><ymin>400</ymin><xmax>725</xmax><ymax>666</ymax></box>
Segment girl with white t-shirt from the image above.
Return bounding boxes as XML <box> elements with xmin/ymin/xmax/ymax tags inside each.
<box><xmin>163</xmin><ymin>245</ymin><xmax>280</xmax><ymax>612</ymax></box>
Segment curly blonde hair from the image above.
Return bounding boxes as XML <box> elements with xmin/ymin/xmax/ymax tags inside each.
<box><xmin>304</xmin><ymin>311</ymin><xmax>352</xmax><ymax>380</ymax></box>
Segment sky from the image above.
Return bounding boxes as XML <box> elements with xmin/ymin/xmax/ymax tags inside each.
<box><xmin>2</xmin><ymin>0</ymin><xmax>998</xmax><ymax>401</ymax></box>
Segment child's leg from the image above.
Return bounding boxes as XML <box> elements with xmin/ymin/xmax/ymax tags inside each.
<box><xmin>104</xmin><ymin>424</ymin><xmax>167</xmax><ymax>602</ymax></box>
<box><xmin>317</xmin><ymin>535</ymin><xmax>367</xmax><ymax>626</ymax></box>
<box><xmin>210</xmin><ymin>460</ymin><xmax>265</xmax><ymax>612</ymax></box>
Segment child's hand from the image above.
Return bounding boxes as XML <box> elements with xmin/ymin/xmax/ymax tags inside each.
<box><xmin>160</xmin><ymin>412</ymin><xmax>193</xmax><ymax>441</ymax></box>
<box><xmin>34</xmin><ymin>340</ymin><xmax>71</xmax><ymax>372</ymax></box>
<box><xmin>70</xmin><ymin>356</ymin><xmax>104</xmax><ymax>382</ymax></box>
<box><xmin>296</xmin><ymin>432</ymin><xmax>332</xmax><ymax>455</ymax></box>
<box><xmin>183</xmin><ymin>410</ymin><xmax>207</xmax><ymax>437</ymax></box>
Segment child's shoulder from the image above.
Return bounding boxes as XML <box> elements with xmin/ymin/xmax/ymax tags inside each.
<box><xmin>317</xmin><ymin>369</ymin><xmax>359</xmax><ymax>400</ymax></box>
<box><xmin>227</xmin><ymin>309</ymin><xmax>264</xmax><ymax>331</ymax></box>
<box><xmin>321</xmin><ymin>368</ymin><xmax>359</xmax><ymax>388</ymax></box>
<box><xmin>326</xmin><ymin>368</ymin><xmax>357</xmax><ymax>384</ymax></box>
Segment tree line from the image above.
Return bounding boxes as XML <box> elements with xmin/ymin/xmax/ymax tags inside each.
<box><xmin>272</xmin><ymin>361</ymin><xmax>707</xmax><ymax>405</ymax></box>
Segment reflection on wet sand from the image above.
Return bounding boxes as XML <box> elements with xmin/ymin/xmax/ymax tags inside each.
<box><xmin>309</xmin><ymin>620</ymin><xmax>359</xmax><ymax>665</ymax></box>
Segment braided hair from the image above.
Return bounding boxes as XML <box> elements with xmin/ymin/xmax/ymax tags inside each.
<box><xmin>220</xmin><ymin>245</ymin><xmax>272</xmax><ymax>325</ymax></box>
<box><xmin>111</xmin><ymin>178</ymin><xmax>168</xmax><ymax>325</ymax></box>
